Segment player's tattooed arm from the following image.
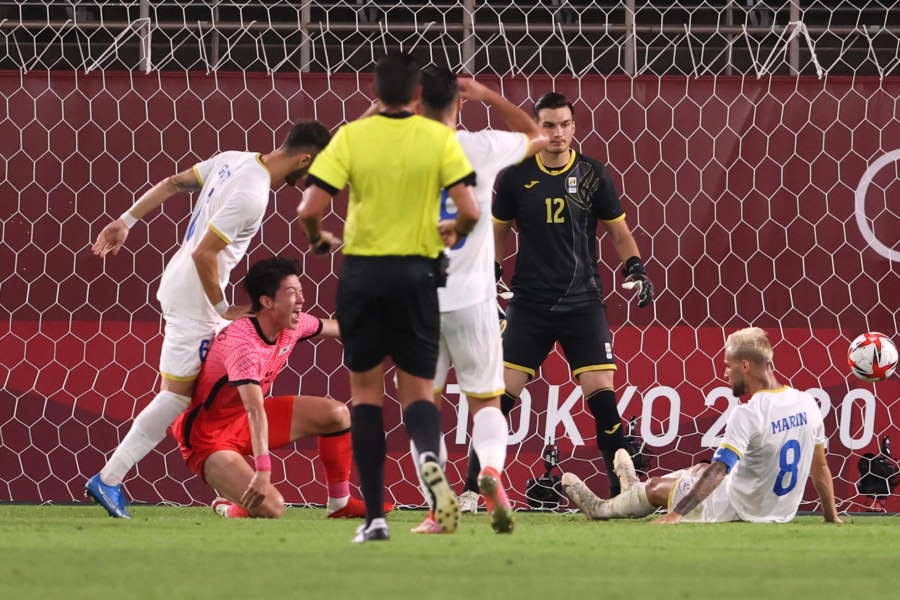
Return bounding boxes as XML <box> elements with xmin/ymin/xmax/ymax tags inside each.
<box><xmin>656</xmin><ymin>462</ymin><xmax>728</xmax><ymax>524</ymax></box>
<box><xmin>92</xmin><ymin>168</ymin><xmax>203</xmax><ymax>257</ymax></box>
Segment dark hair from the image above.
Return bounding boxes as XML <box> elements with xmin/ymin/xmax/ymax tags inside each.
<box><xmin>281</xmin><ymin>120</ymin><xmax>331</xmax><ymax>154</ymax></box>
<box><xmin>243</xmin><ymin>257</ymin><xmax>300</xmax><ymax>312</ymax></box>
<box><xmin>374</xmin><ymin>51</ymin><xmax>420</xmax><ymax>106</ymax></box>
<box><xmin>421</xmin><ymin>65</ymin><xmax>458</xmax><ymax>111</ymax></box>
<box><xmin>534</xmin><ymin>92</ymin><xmax>575</xmax><ymax>118</ymax></box>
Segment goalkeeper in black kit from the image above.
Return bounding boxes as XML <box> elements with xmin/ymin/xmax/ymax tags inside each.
<box><xmin>462</xmin><ymin>92</ymin><xmax>655</xmax><ymax>505</ymax></box>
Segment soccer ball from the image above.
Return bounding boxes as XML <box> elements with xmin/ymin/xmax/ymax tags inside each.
<box><xmin>848</xmin><ymin>332</ymin><xmax>898</xmax><ymax>382</ymax></box>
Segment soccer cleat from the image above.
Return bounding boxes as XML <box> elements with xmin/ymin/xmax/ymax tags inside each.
<box><xmin>85</xmin><ymin>473</ymin><xmax>132</xmax><ymax>519</ymax></box>
<box><xmin>410</xmin><ymin>511</ymin><xmax>447</xmax><ymax>534</ymax></box>
<box><xmin>327</xmin><ymin>496</ymin><xmax>395</xmax><ymax>519</ymax></box>
<box><xmin>211</xmin><ymin>497</ymin><xmax>248</xmax><ymax>518</ymax></box>
<box><xmin>420</xmin><ymin>460</ymin><xmax>460</xmax><ymax>533</ymax></box>
<box><xmin>351</xmin><ymin>518</ymin><xmax>390</xmax><ymax>543</ymax></box>
<box><xmin>561</xmin><ymin>472</ymin><xmax>606</xmax><ymax>520</ymax></box>
<box><xmin>458</xmin><ymin>490</ymin><xmax>480</xmax><ymax>513</ymax></box>
<box><xmin>478</xmin><ymin>467</ymin><xmax>515</xmax><ymax>534</ymax></box>
<box><xmin>613</xmin><ymin>448</ymin><xmax>640</xmax><ymax>493</ymax></box>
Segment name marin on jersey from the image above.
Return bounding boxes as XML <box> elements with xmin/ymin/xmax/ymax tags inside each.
<box><xmin>771</xmin><ymin>411</ymin><xmax>809</xmax><ymax>435</ymax></box>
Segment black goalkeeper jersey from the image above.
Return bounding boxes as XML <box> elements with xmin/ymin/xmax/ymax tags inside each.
<box><xmin>493</xmin><ymin>150</ymin><xmax>625</xmax><ymax>312</ymax></box>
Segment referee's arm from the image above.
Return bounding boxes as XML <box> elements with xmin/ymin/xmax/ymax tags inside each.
<box><xmin>298</xmin><ymin>178</ymin><xmax>341</xmax><ymax>254</ymax></box>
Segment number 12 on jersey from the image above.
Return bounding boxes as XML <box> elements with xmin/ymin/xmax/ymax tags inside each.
<box><xmin>545</xmin><ymin>197</ymin><xmax>565</xmax><ymax>223</ymax></box>
<box><xmin>772</xmin><ymin>439</ymin><xmax>801</xmax><ymax>496</ymax></box>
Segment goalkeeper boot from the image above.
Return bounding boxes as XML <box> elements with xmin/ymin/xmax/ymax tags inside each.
<box><xmin>478</xmin><ymin>467</ymin><xmax>515</xmax><ymax>534</ymax></box>
<box><xmin>351</xmin><ymin>518</ymin><xmax>390</xmax><ymax>543</ymax></box>
<box><xmin>327</xmin><ymin>496</ymin><xmax>395</xmax><ymax>519</ymax></box>
<box><xmin>458</xmin><ymin>490</ymin><xmax>480</xmax><ymax>514</ymax></box>
<box><xmin>561</xmin><ymin>472</ymin><xmax>606</xmax><ymax>520</ymax></box>
<box><xmin>420</xmin><ymin>460</ymin><xmax>460</xmax><ymax>533</ymax></box>
<box><xmin>85</xmin><ymin>473</ymin><xmax>132</xmax><ymax>519</ymax></box>
<box><xmin>613</xmin><ymin>448</ymin><xmax>640</xmax><ymax>492</ymax></box>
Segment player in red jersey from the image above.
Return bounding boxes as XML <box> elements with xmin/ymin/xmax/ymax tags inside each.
<box><xmin>172</xmin><ymin>256</ymin><xmax>386</xmax><ymax>518</ymax></box>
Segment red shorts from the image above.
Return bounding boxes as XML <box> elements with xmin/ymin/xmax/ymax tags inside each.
<box><xmin>172</xmin><ymin>395</ymin><xmax>295</xmax><ymax>478</ymax></box>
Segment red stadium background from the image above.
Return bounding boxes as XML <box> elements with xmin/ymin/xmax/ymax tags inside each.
<box><xmin>1</xmin><ymin>71</ymin><xmax>898</xmax><ymax>511</ymax></box>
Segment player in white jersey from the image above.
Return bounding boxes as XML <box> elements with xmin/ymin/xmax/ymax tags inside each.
<box><xmin>406</xmin><ymin>68</ymin><xmax>548</xmax><ymax>534</ymax></box>
<box><xmin>562</xmin><ymin>327</ymin><xmax>843</xmax><ymax>524</ymax></box>
<box><xmin>85</xmin><ymin>121</ymin><xmax>331</xmax><ymax>518</ymax></box>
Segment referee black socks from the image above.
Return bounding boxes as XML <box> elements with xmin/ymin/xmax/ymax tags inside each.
<box><xmin>403</xmin><ymin>400</ymin><xmax>442</xmax><ymax>462</ymax></box>
<box><xmin>351</xmin><ymin>404</ymin><xmax>386</xmax><ymax>524</ymax></box>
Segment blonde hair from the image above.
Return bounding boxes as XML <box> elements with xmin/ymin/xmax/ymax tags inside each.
<box><xmin>726</xmin><ymin>327</ymin><xmax>774</xmax><ymax>366</ymax></box>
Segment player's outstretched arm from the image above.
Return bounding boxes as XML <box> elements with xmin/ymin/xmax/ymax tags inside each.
<box><xmin>318</xmin><ymin>318</ymin><xmax>340</xmax><ymax>339</ymax></box>
<box><xmin>457</xmin><ymin>78</ymin><xmax>548</xmax><ymax>157</ymax></box>
<box><xmin>91</xmin><ymin>168</ymin><xmax>201</xmax><ymax>258</ymax></box>
<box><xmin>655</xmin><ymin>461</ymin><xmax>728</xmax><ymax>524</ymax></box>
<box><xmin>810</xmin><ymin>444</ymin><xmax>843</xmax><ymax>523</ymax></box>
<box><xmin>237</xmin><ymin>383</ymin><xmax>271</xmax><ymax>511</ymax></box>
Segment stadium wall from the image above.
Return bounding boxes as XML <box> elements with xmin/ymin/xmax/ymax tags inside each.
<box><xmin>1</xmin><ymin>71</ymin><xmax>898</xmax><ymax>510</ymax></box>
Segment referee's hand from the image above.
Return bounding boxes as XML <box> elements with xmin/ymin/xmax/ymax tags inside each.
<box><xmin>309</xmin><ymin>230</ymin><xmax>340</xmax><ymax>255</ymax></box>
<box><xmin>438</xmin><ymin>219</ymin><xmax>464</xmax><ymax>248</ymax></box>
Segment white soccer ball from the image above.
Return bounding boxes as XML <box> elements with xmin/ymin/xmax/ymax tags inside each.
<box><xmin>848</xmin><ymin>332</ymin><xmax>898</xmax><ymax>382</ymax></box>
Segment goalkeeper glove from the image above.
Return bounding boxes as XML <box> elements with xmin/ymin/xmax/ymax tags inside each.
<box><xmin>622</xmin><ymin>256</ymin><xmax>654</xmax><ymax>308</ymax></box>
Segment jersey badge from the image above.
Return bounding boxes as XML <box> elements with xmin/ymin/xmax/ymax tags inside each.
<box><xmin>279</xmin><ymin>346</ymin><xmax>290</xmax><ymax>356</ymax></box>
<box><xmin>567</xmin><ymin>176</ymin><xmax>578</xmax><ymax>193</ymax></box>
<box><xmin>524</xmin><ymin>180</ymin><xmax>539</xmax><ymax>189</ymax></box>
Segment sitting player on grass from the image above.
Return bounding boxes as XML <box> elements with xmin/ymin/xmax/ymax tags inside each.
<box><xmin>172</xmin><ymin>256</ymin><xmax>390</xmax><ymax>519</ymax></box>
<box><xmin>562</xmin><ymin>327</ymin><xmax>842</xmax><ymax>525</ymax></box>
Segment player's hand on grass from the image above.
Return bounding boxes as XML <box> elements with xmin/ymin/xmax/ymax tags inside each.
<box><xmin>241</xmin><ymin>471</ymin><xmax>270</xmax><ymax>511</ymax></box>
<box><xmin>652</xmin><ymin>512</ymin><xmax>682</xmax><ymax>525</ymax></box>
<box><xmin>92</xmin><ymin>219</ymin><xmax>130</xmax><ymax>257</ymax></box>
<box><xmin>310</xmin><ymin>231</ymin><xmax>340</xmax><ymax>255</ymax></box>
<box><xmin>622</xmin><ymin>256</ymin><xmax>654</xmax><ymax>308</ymax></box>
<box><xmin>457</xmin><ymin>77</ymin><xmax>490</xmax><ymax>102</ymax></box>
<box><xmin>222</xmin><ymin>304</ymin><xmax>253</xmax><ymax>321</ymax></box>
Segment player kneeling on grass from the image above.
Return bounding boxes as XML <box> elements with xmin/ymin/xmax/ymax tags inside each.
<box><xmin>172</xmin><ymin>257</ymin><xmax>388</xmax><ymax>519</ymax></box>
<box><xmin>562</xmin><ymin>327</ymin><xmax>842</xmax><ymax>525</ymax></box>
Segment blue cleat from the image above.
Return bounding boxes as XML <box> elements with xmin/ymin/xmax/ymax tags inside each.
<box><xmin>85</xmin><ymin>474</ymin><xmax>132</xmax><ymax>518</ymax></box>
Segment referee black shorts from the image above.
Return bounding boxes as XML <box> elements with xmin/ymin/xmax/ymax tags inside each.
<box><xmin>336</xmin><ymin>255</ymin><xmax>441</xmax><ymax>379</ymax></box>
<box><xmin>502</xmin><ymin>300</ymin><xmax>616</xmax><ymax>379</ymax></box>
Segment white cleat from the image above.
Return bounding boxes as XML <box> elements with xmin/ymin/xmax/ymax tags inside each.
<box><xmin>458</xmin><ymin>490</ymin><xmax>480</xmax><ymax>514</ymax></box>
<box><xmin>613</xmin><ymin>448</ymin><xmax>640</xmax><ymax>493</ymax></box>
<box><xmin>561</xmin><ymin>472</ymin><xmax>606</xmax><ymax>520</ymax></box>
<box><xmin>352</xmin><ymin>518</ymin><xmax>390</xmax><ymax>543</ymax></box>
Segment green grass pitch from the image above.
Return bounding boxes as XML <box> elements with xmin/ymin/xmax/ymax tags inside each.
<box><xmin>1</xmin><ymin>505</ymin><xmax>897</xmax><ymax>600</ymax></box>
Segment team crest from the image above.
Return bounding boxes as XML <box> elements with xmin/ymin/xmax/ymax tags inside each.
<box><xmin>279</xmin><ymin>346</ymin><xmax>290</xmax><ymax>356</ymax></box>
<box><xmin>567</xmin><ymin>176</ymin><xmax>577</xmax><ymax>193</ymax></box>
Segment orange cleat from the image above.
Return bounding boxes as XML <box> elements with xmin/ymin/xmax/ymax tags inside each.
<box><xmin>410</xmin><ymin>511</ymin><xmax>448</xmax><ymax>534</ymax></box>
<box><xmin>478</xmin><ymin>467</ymin><xmax>515</xmax><ymax>534</ymax></box>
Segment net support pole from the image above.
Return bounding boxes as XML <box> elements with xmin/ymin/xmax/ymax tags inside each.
<box><xmin>301</xmin><ymin>2</ymin><xmax>311</xmax><ymax>72</ymax></box>
<box><xmin>462</xmin><ymin>0</ymin><xmax>475</xmax><ymax>74</ymax></box>
<box><xmin>138</xmin><ymin>0</ymin><xmax>151</xmax><ymax>73</ymax></box>
<box><xmin>790</xmin><ymin>0</ymin><xmax>800</xmax><ymax>74</ymax></box>
<box><xmin>211</xmin><ymin>5</ymin><xmax>220</xmax><ymax>68</ymax></box>
<box><xmin>625</xmin><ymin>0</ymin><xmax>636</xmax><ymax>75</ymax></box>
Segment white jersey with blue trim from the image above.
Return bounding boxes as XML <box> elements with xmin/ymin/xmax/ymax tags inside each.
<box><xmin>714</xmin><ymin>385</ymin><xmax>826</xmax><ymax>523</ymax></box>
<box><xmin>437</xmin><ymin>130</ymin><xmax>529</xmax><ymax>313</ymax></box>
<box><xmin>157</xmin><ymin>151</ymin><xmax>271</xmax><ymax>321</ymax></box>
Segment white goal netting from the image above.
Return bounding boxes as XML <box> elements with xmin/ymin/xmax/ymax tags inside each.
<box><xmin>1</xmin><ymin>1</ymin><xmax>898</xmax><ymax>512</ymax></box>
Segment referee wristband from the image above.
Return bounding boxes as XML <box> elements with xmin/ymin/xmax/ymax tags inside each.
<box><xmin>254</xmin><ymin>455</ymin><xmax>272</xmax><ymax>472</ymax></box>
<box><xmin>119</xmin><ymin>210</ymin><xmax>138</xmax><ymax>229</ymax></box>
<box><xmin>213</xmin><ymin>299</ymin><xmax>229</xmax><ymax>316</ymax></box>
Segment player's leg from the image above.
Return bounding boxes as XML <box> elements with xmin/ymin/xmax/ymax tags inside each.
<box><xmin>562</xmin><ymin>450</ymin><xmax>662</xmax><ymax>520</ymax></box>
<box><xmin>559</xmin><ymin>303</ymin><xmax>627</xmax><ymax>496</ymax></box>
<box><xmin>86</xmin><ymin>312</ymin><xmax>216</xmax><ymax>518</ymax></box>
<box><xmin>462</xmin><ymin>301</ymin><xmax>553</xmax><ymax>500</ymax></box>
<box><xmin>204</xmin><ymin>450</ymin><xmax>285</xmax><ymax>518</ymax></box>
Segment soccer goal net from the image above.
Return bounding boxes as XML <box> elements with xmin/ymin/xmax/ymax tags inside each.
<box><xmin>1</xmin><ymin>1</ymin><xmax>898</xmax><ymax>512</ymax></box>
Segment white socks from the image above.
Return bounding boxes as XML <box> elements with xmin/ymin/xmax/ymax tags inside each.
<box><xmin>410</xmin><ymin>435</ymin><xmax>448</xmax><ymax>509</ymax></box>
<box><xmin>596</xmin><ymin>482</ymin><xmax>655</xmax><ymax>519</ymax></box>
<box><xmin>100</xmin><ymin>390</ymin><xmax>191</xmax><ymax>486</ymax></box>
<box><xmin>472</xmin><ymin>406</ymin><xmax>507</xmax><ymax>473</ymax></box>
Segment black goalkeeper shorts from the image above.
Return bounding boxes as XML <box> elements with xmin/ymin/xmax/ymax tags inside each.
<box><xmin>337</xmin><ymin>255</ymin><xmax>441</xmax><ymax>379</ymax></box>
<box><xmin>502</xmin><ymin>301</ymin><xmax>616</xmax><ymax>379</ymax></box>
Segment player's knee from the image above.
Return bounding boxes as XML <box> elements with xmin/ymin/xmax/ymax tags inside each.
<box><xmin>328</xmin><ymin>402</ymin><xmax>351</xmax><ymax>430</ymax></box>
<box><xmin>645</xmin><ymin>477</ymin><xmax>670</xmax><ymax>507</ymax></box>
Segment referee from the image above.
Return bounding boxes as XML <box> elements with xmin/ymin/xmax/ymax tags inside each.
<box><xmin>297</xmin><ymin>52</ymin><xmax>479</xmax><ymax>542</ymax></box>
<box><xmin>492</xmin><ymin>92</ymin><xmax>654</xmax><ymax>497</ymax></box>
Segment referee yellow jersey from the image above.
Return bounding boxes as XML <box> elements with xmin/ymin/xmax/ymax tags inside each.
<box><xmin>306</xmin><ymin>112</ymin><xmax>474</xmax><ymax>258</ymax></box>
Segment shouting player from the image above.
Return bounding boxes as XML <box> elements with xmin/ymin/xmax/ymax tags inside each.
<box><xmin>172</xmin><ymin>257</ymin><xmax>378</xmax><ymax>519</ymax></box>
<box><xmin>491</xmin><ymin>92</ymin><xmax>654</xmax><ymax>497</ymax></box>
<box><xmin>408</xmin><ymin>68</ymin><xmax>547</xmax><ymax>534</ymax></box>
<box><xmin>562</xmin><ymin>327</ymin><xmax>843</xmax><ymax>525</ymax></box>
<box><xmin>86</xmin><ymin>121</ymin><xmax>331</xmax><ymax>517</ymax></box>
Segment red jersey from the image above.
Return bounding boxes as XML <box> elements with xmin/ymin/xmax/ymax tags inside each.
<box><xmin>177</xmin><ymin>314</ymin><xmax>322</xmax><ymax>451</ymax></box>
